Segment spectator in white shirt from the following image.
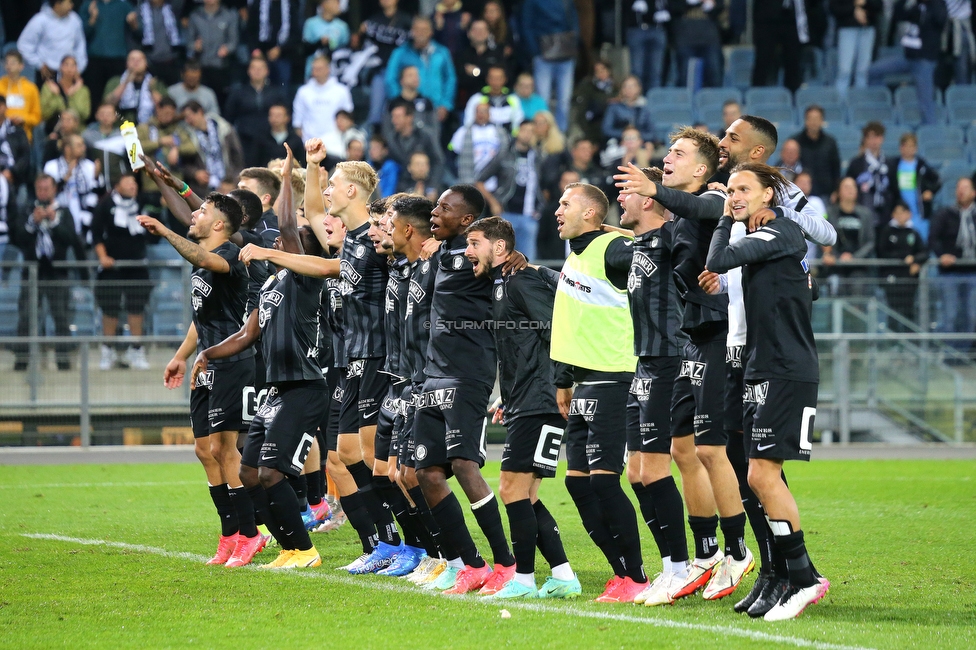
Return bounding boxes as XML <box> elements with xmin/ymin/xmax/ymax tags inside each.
<box><xmin>292</xmin><ymin>52</ymin><xmax>353</xmax><ymax>153</ymax></box>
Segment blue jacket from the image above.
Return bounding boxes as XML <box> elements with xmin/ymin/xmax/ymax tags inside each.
<box><xmin>520</xmin><ymin>0</ymin><xmax>579</xmax><ymax>58</ymax></box>
<box><xmin>385</xmin><ymin>41</ymin><xmax>457</xmax><ymax>111</ymax></box>
<box><xmin>602</xmin><ymin>98</ymin><xmax>655</xmax><ymax>144</ymax></box>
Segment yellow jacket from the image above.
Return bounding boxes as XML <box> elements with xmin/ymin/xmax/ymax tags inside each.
<box><xmin>0</xmin><ymin>77</ymin><xmax>42</xmax><ymax>139</ymax></box>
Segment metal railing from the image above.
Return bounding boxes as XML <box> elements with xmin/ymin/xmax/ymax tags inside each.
<box><xmin>1</xmin><ymin>257</ymin><xmax>975</xmax><ymax>447</ymax></box>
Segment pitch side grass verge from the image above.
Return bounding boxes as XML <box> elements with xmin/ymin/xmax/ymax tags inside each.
<box><xmin>0</xmin><ymin>460</ymin><xmax>973</xmax><ymax>649</ymax></box>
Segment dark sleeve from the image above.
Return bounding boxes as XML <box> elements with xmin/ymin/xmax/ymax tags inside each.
<box><xmin>706</xmin><ymin>212</ymin><xmax>806</xmax><ymax>273</ymax></box>
<box><xmin>912</xmin><ymin>229</ymin><xmax>928</xmax><ymax>258</ymax></box>
<box><xmin>652</xmin><ymin>186</ymin><xmax>725</xmax><ymax>221</ymax></box>
<box><xmin>604</xmin><ymin>237</ymin><xmax>634</xmax><ymax>291</ymax></box>
<box><xmin>89</xmin><ymin>200</ymin><xmax>108</xmax><ymax>246</ymax></box>
<box><xmin>875</xmin><ymin>226</ymin><xmax>893</xmax><ymax>258</ymax></box>
<box><xmin>221</xmin><ymin>248</ymin><xmax>247</xmax><ymax>279</ymax></box>
<box><xmin>928</xmin><ymin>209</ymin><xmax>949</xmax><ymax>256</ymax></box>
<box><xmin>536</xmin><ymin>264</ymin><xmax>560</xmax><ymax>289</ymax></box>
<box><xmin>509</xmin><ymin>270</ymin><xmax>557</xmax><ymax>326</ymax></box>
<box><xmin>554</xmin><ymin>362</ymin><xmax>574</xmax><ymax>388</ymax></box>
<box><xmin>830</xmin><ymin>0</ymin><xmax>855</xmax><ymax>19</ymax></box>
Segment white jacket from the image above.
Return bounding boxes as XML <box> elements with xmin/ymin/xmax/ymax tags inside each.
<box><xmin>292</xmin><ymin>76</ymin><xmax>353</xmax><ymax>154</ymax></box>
<box><xmin>17</xmin><ymin>4</ymin><xmax>88</xmax><ymax>73</ymax></box>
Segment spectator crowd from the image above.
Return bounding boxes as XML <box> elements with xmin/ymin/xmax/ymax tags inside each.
<box><xmin>1</xmin><ymin>0</ymin><xmax>976</xmax><ymax>367</ymax></box>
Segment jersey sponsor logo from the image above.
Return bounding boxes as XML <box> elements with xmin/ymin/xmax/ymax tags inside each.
<box><xmin>569</xmin><ymin>398</ymin><xmax>598</xmax><ymax>420</ymax></box>
<box><xmin>726</xmin><ymin>345</ymin><xmax>743</xmax><ymax>369</ymax></box>
<box><xmin>258</xmin><ymin>290</ymin><xmax>283</xmax><ymax>329</ymax></box>
<box><xmin>679</xmin><ymin>360</ymin><xmax>706</xmax><ymax>385</ymax></box>
<box><xmin>559</xmin><ymin>272</ymin><xmax>592</xmax><ymax>294</ymax></box>
<box><xmin>408</xmin><ymin>279</ymin><xmax>427</xmax><ymax>305</ymax></box>
<box><xmin>632</xmin><ymin>251</ymin><xmax>658</xmax><ymax>277</ymax></box>
<box><xmin>340</xmin><ymin>259</ymin><xmax>363</xmax><ymax>287</ymax></box>
<box><xmin>416</xmin><ymin>387</ymin><xmax>456</xmax><ymax>409</ymax></box>
<box><xmin>533</xmin><ymin>424</ymin><xmax>564</xmax><ymax>469</ymax></box>
<box><xmin>630</xmin><ymin>377</ymin><xmax>652</xmax><ymax>399</ymax></box>
<box><xmin>191</xmin><ymin>275</ymin><xmax>213</xmax><ymax>296</ymax></box>
<box><xmin>742</xmin><ymin>381</ymin><xmax>769</xmax><ymax>405</ymax></box>
<box><xmin>494</xmin><ymin>284</ymin><xmax>504</xmax><ymax>301</ymax></box>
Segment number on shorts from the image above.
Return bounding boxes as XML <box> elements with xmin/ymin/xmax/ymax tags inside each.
<box><xmin>291</xmin><ymin>432</ymin><xmax>316</xmax><ymax>471</ymax></box>
<box><xmin>800</xmin><ymin>407</ymin><xmax>816</xmax><ymax>451</ymax></box>
<box><xmin>533</xmin><ymin>425</ymin><xmax>564</xmax><ymax>469</ymax></box>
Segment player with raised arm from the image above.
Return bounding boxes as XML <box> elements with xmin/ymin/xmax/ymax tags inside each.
<box><xmin>614</xmin><ymin>128</ymin><xmax>751</xmax><ymax>603</ymax></box>
<box><xmin>463</xmin><ymin>216</ymin><xmax>581</xmax><ymax>600</ymax></box>
<box><xmin>705</xmin><ymin>162</ymin><xmax>829</xmax><ymax>621</ymax></box>
<box><xmin>413</xmin><ymin>185</ymin><xmax>517</xmax><ymax>596</ymax></box>
<box><xmin>191</xmin><ymin>145</ymin><xmax>328</xmax><ymax>569</ymax></box>
<box><xmin>140</xmin><ymin>194</ymin><xmax>262</xmax><ymax>567</ymax></box>
<box><xmin>365</xmin><ymin>197</ymin><xmax>430</xmax><ymax>576</ymax></box>
<box><xmin>551</xmin><ymin>183</ymin><xmax>648</xmax><ymax>603</ymax></box>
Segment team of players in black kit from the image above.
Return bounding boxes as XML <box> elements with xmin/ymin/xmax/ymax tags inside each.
<box><xmin>144</xmin><ymin>114</ymin><xmax>836</xmax><ymax>621</ymax></box>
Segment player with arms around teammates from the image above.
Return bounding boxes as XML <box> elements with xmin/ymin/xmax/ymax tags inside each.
<box><xmin>463</xmin><ymin>216</ymin><xmax>581</xmax><ymax>600</ymax></box>
<box><xmin>192</xmin><ymin>145</ymin><xmax>328</xmax><ymax>569</ymax></box>
<box><xmin>705</xmin><ymin>163</ymin><xmax>829</xmax><ymax>620</ymax></box>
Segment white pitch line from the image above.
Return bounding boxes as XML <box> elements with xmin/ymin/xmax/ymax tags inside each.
<box><xmin>0</xmin><ymin>481</ymin><xmax>199</xmax><ymax>489</ymax></box>
<box><xmin>23</xmin><ymin>533</ymin><xmax>874</xmax><ymax>650</ymax></box>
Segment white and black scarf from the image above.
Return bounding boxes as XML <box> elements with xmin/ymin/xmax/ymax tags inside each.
<box><xmin>141</xmin><ymin>1</ymin><xmax>182</xmax><ymax>47</ymax></box>
<box><xmin>0</xmin><ymin>174</ymin><xmax>8</xmax><ymax>244</ymax></box>
<box><xmin>111</xmin><ymin>191</ymin><xmax>145</xmax><ymax>236</ymax></box>
<box><xmin>863</xmin><ymin>149</ymin><xmax>889</xmax><ymax>208</ymax></box>
<box><xmin>118</xmin><ymin>72</ymin><xmax>156</xmax><ymax>124</ymax></box>
<box><xmin>957</xmin><ymin>203</ymin><xmax>976</xmax><ymax>260</ymax></box>
<box><xmin>197</xmin><ymin>118</ymin><xmax>225</xmax><ymax>188</ymax></box>
<box><xmin>0</xmin><ymin>120</ymin><xmax>15</xmax><ymax>172</ymax></box>
<box><xmin>26</xmin><ymin>200</ymin><xmax>61</xmax><ymax>259</ymax></box>
<box><xmin>256</xmin><ymin>0</ymin><xmax>291</xmax><ymax>45</ymax></box>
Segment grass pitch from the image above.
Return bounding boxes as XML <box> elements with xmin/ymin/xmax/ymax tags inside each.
<box><xmin>1</xmin><ymin>459</ymin><xmax>974</xmax><ymax>649</ymax></box>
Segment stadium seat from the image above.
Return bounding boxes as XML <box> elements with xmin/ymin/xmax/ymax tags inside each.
<box><xmin>847</xmin><ymin>86</ymin><xmax>892</xmax><ymax>107</ymax></box>
<box><xmin>919</xmin><ymin>141</ymin><xmax>967</xmax><ymax>163</ymax></box>
<box><xmin>833</xmin><ymin>125</ymin><xmax>863</xmax><ymax>165</ymax></box>
<box><xmin>150</xmin><ymin>307</ymin><xmax>187</xmax><ymax>337</ymax></box>
<box><xmin>748</xmin><ymin>103</ymin><xmax>795</xmax><ymax>126</ymax></box>
<box><xmin>646</xmin><ymin>88</ymin><xmax>692</xmax><ymax>110</ymax></box>
<box><xmin>947</xmin><ymin>104</ymin><xmax>976</xmax><ymax>127</ymax></box>
<box><xmin>897</xmin><ymin>103</ymin><xmax>949</xmax><ymax>127</ymax></box>
<box><xmin>933</xmin><ymin>160</ymin><xmax>973</xmax><ymax>208</ymax></box>
<box><xmin>0</xmin><ymin>287</ymin><xmax>18</xmax><ymax>336</ymax></box>
<box><xmin>650</xmin><ymin>104</ymin><xmax>696</xmax><ymax>131</ymax></box>
<box><xmin>945</xmin><ymin>84</ymin><xmax>976</xmax><ymax>109</ymax></box>
<box><xmin>881</xmin><ymin>126</ymin><xmax>905</xmax><ymax>158</ymax></box>
<box><xmin>725</xmin><ymin>48</ymin><xmax>754</xmax><ymax>90</ymax></box>
<box><xmin>69</xmin><ymin>286</ymin><xmax>98</xmax><ymax>336</ymax></box>
<box><xmin>745</xmin><ymin>87</ymin><xmax>793</xmax><ymax>107</ymax></box>
<box><xmin>694</xmin><ymin>88</ymin><xmax>741</xmax><ymax>125</ymax></box>
<box><xmin>796</xmin><ymin>87</ymin><xmax>841</xmax><ymax>110</ymax></box>
<box><xmin>848</xmin><ymin>102</ymin><xmax>895</xmax><ymax>125</ymax></box>
<box><xmin>917</xmin><ymin>124</ymin><xmax>964</xmax><ymax>147</ymax></box>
